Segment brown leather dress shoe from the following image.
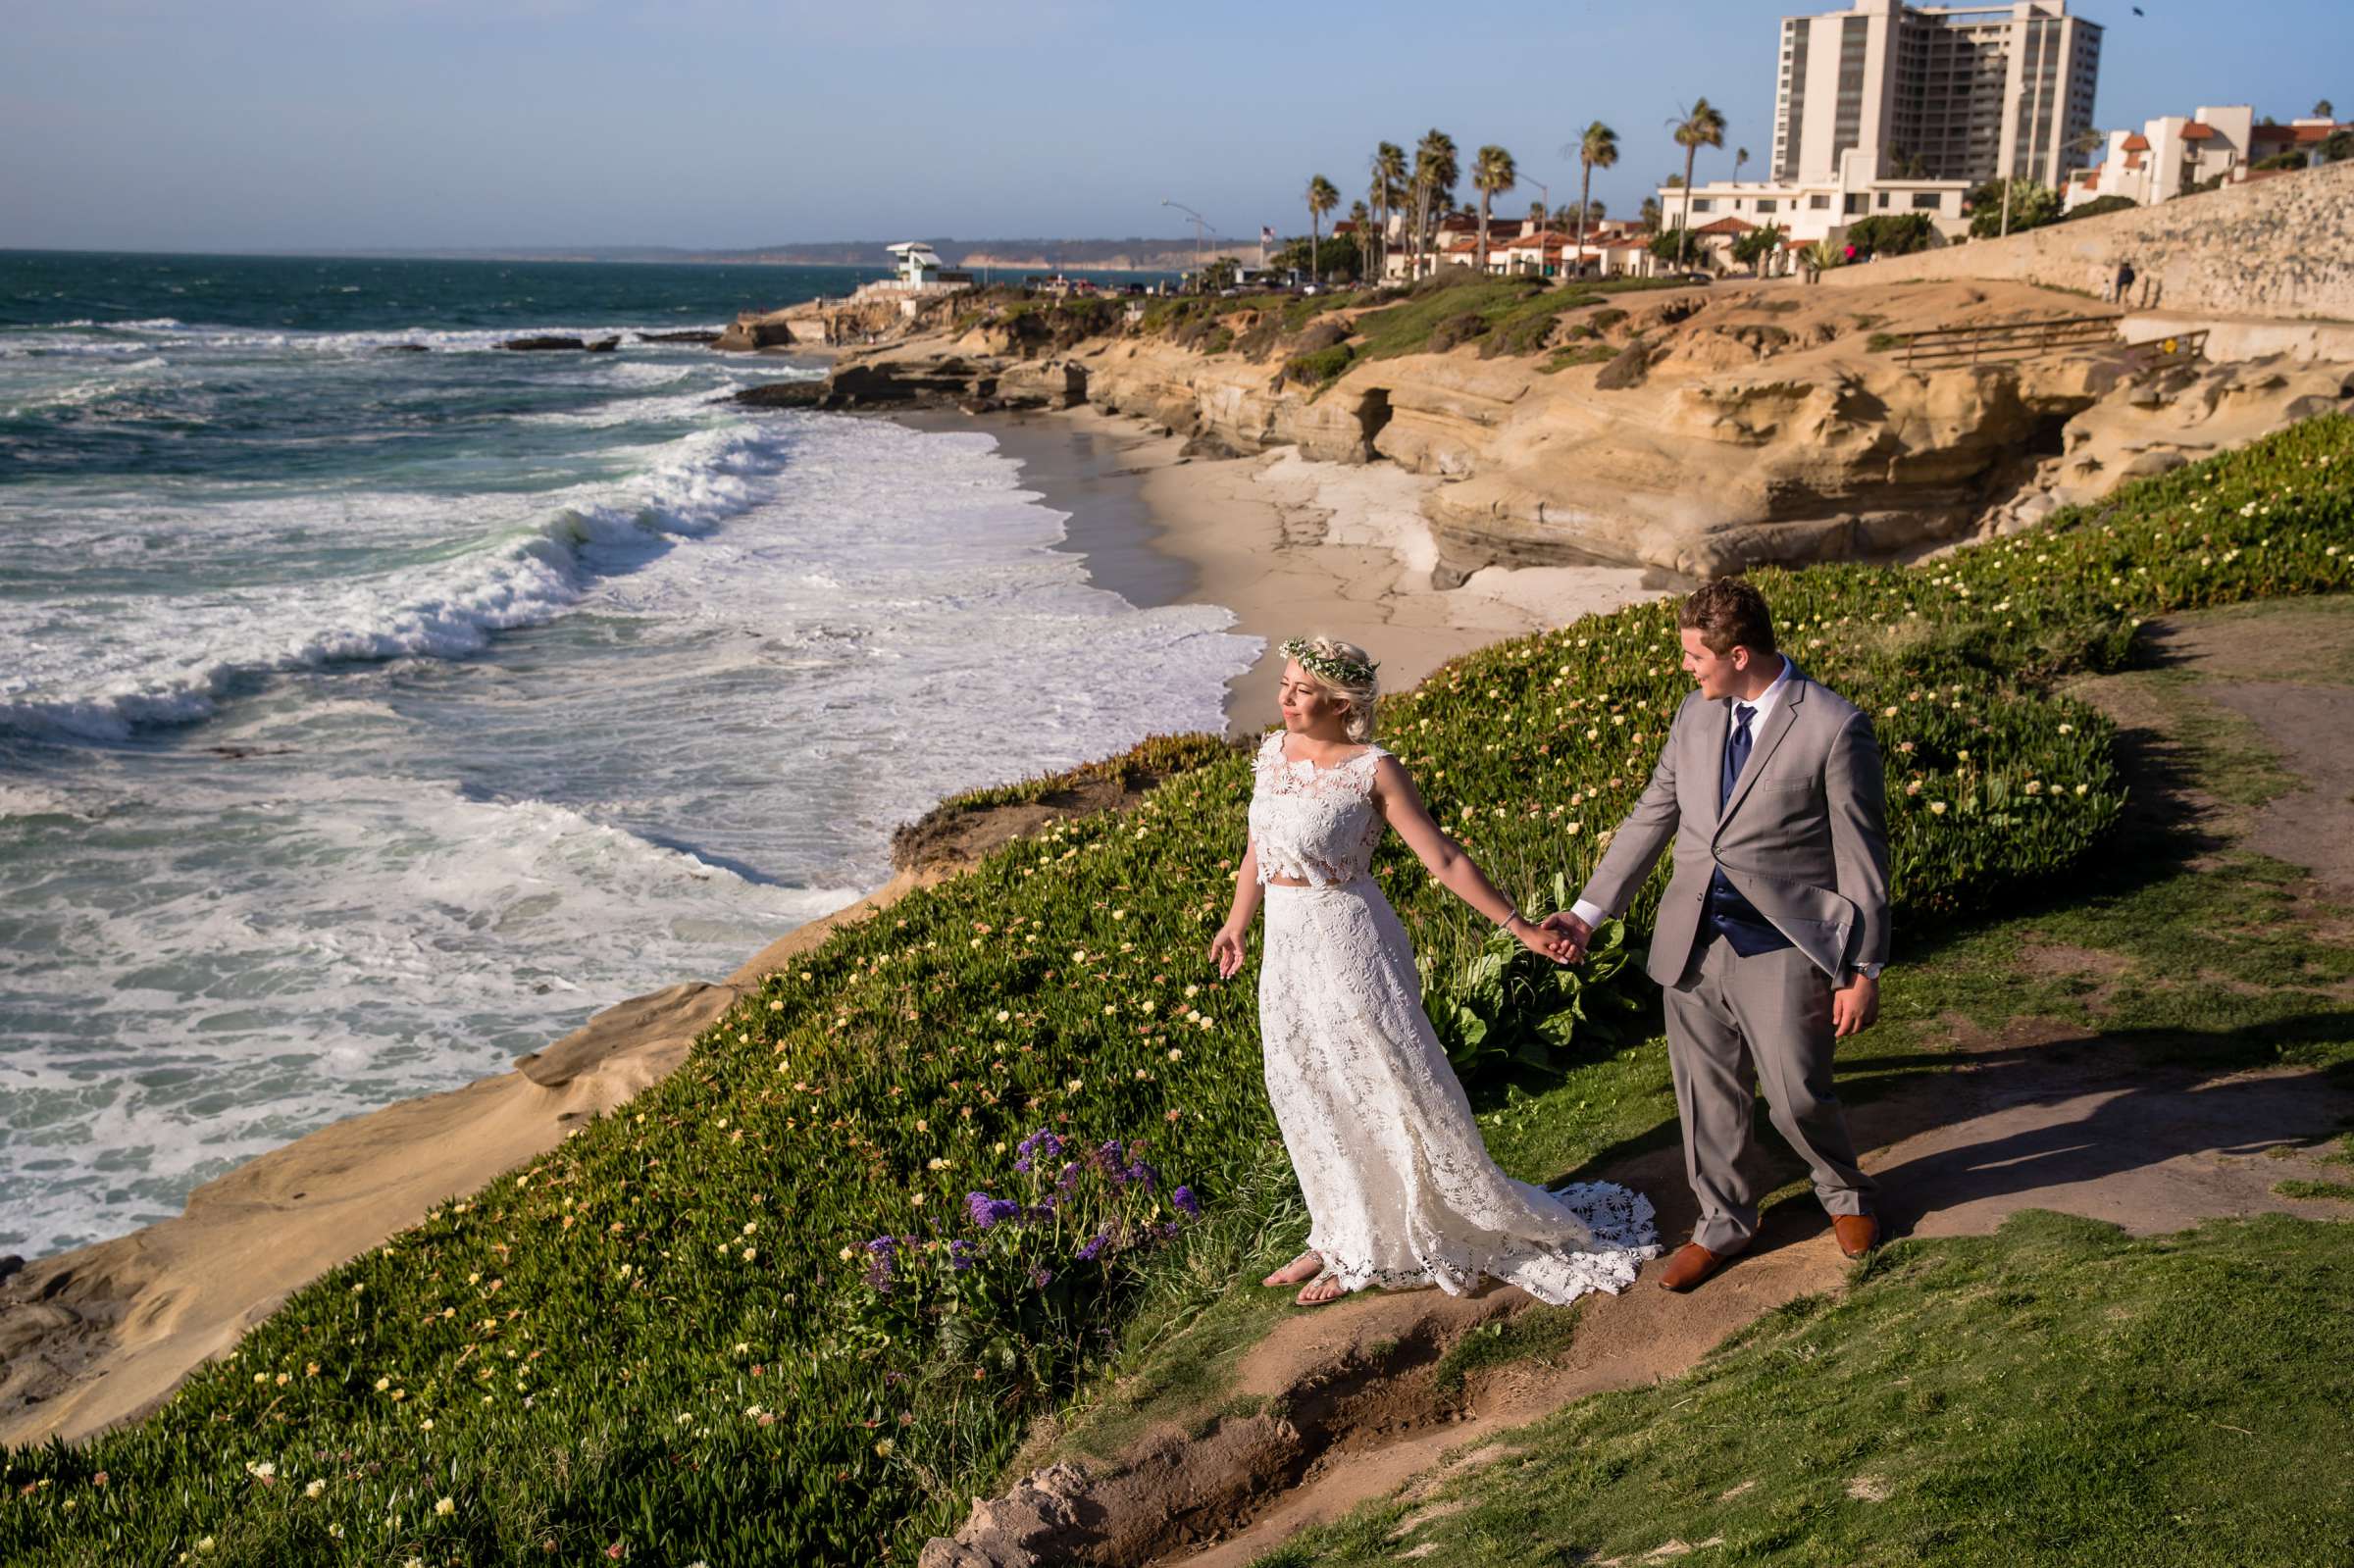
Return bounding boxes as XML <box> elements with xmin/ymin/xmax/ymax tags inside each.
<box><xmin>1655</xmin><ymin>1241</ymin><xmax>1726</xmax><ymax>1291</ymax></box>
<box><xmin>1832</xmin><ymin>1214</ymin><xmax>1879</xmax><ymax>1258</ymax></box>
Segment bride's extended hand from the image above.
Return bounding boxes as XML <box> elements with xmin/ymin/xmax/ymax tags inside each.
<box><xmin>1209</xmin><ymin>923</ymin><xmax>1248</xmax><ymax>980</ymax></box>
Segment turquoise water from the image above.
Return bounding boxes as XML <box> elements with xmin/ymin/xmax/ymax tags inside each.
<box><xmin>0</xmin><ymin>252</ymin><xmax>1247</xmax><ymax>1257</ymax></box>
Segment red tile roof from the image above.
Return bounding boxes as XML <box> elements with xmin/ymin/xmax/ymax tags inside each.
<box><xmin>1693</xmin><ymin>216</ymin><xmax>1756</xmax><ymax>235</ymax></box>
<box><xmin>2180</xmin><ymin>122</ymin><xmax>2217</xmax><ymax>140</ymax></box>
<box><xmin>2121</xmin><ymin>132</ymin><xmax>2150</xmax><ymax>151</ymax></box>
<box><xmin>2252</xmin><ymin>121</ymin><xmax>2347</xmax><ymax>145</ymax></box>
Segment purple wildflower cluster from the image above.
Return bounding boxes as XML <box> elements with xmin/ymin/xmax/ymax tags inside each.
<box><xmin>857</xmin><ymin>1130</ymin><xmax>1208</xmax><ymax>1298</ymax></box>
<box><xmin>966</xmin><ymin>1192</ymin><xmax>1022</xmax><ymax>1230</ymax></box>
<box><xmin>1011</xmin><ymin>1130</ymin><xmax>1064</xmax><ymax>1174</ymax></box>
<box><xmin>863</xmin><ymin>1234</ymin><xmax>905</xmax><ymax>1292</ymax></box>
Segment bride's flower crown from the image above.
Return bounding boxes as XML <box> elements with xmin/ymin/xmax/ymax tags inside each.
<box><xmin>1280</xmin><ymin>637</ymin><xmax>1378</xmax><ymax>689</ymax></box>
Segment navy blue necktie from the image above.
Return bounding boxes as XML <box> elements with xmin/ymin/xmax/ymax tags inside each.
<box><xmin>1719</xmin><ymin>702</ymin><xmax>1757</xmax><ymax>815</ymax></box>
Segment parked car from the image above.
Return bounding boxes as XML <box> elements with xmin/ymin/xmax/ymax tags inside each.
<box><xmin>1674</xmin><ymin>271</ymin><xmax>1715</xmax><ymax>285</ymax></box>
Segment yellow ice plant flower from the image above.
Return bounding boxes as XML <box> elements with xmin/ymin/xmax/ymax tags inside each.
<box><xmin>435</xmin><ymin>1497</ymin><xmax>456</xmax><ymax>1516</ymax></box>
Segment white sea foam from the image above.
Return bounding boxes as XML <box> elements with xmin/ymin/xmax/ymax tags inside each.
<box><xmin>1</xmin><ymin>400</ymin><xmax>1257</xmax><ymax>1256</ymax></box>
<box><xmin>1</xmin><ymin>318</ymin><xmax>737</xmax><ymax>359</ymax></box>
<box><xmin>0</xmin><ymin>416</ymin><xmax>800</xmax><ymax>739</ymax></box>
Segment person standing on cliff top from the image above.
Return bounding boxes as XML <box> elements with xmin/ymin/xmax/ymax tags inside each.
<box><xmin>1545</xmin><ymin>579</ymin><xmax>1889</xmax><ymax>1292</ymax></box>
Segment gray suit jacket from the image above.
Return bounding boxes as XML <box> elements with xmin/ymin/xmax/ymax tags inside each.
<box><xmin>1579</xmin><ymin>665</ymin><xmax>1891</xmax><ymax>986</ymax></box>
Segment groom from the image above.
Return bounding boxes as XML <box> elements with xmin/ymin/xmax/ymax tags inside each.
<box><xmin>1548</xmin><ymin>579</ymin><xmax>1888</xmax><ymax>1290</ymax></box>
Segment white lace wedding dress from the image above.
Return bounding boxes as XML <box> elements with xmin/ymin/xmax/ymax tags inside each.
<box><xmin>1248</xmin><ymin>730</ymin><xmax>1660</xmax><ymax>1302</ymax></box>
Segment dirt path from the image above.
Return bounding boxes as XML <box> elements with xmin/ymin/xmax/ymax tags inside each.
<box><xmin>921</xmin><ymin>598</ymin><xmax>2354</xmax><ymax>1568</ymax></box>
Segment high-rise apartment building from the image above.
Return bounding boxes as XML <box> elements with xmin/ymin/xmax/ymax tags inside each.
<box><xmin>1770</xmin><ymin>0</ymin><xmax>2102</xmax><ymax>189</ymax></box>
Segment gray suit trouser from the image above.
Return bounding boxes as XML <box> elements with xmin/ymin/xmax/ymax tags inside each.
<box><xmin>1663</xmin><ymin>933</ymin><xmax>1874</xmax><ymax>1254</ymax></box>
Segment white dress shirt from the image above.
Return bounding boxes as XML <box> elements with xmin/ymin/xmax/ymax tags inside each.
<box><xmin>1562</xmin><ymin>655</ymin><xmax>1875</xmax><ymax>980</ymax></box>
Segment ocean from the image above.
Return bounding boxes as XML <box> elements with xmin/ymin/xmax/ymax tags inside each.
<box><xmin>0</xmin><ymin>251</ymin><xmax>1252</xmax><ymax>1260</ymax></box>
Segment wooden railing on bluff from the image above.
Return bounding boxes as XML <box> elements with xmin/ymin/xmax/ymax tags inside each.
<box><xmin>1879</xmin><ymin>313</ymin><xmax>2210</xmax><ymax>370</ymax></box>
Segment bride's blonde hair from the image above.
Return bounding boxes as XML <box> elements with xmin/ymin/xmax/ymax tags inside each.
<box><xmin>1281</xmin><ymin>634</ymin><xmax>1379</xmax><ymax>743</ymax></box>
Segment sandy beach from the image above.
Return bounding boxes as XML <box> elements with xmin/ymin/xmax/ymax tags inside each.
<box><xmin>951</xmin><ymin>403</ymin><xmax>1672</xmax><ymax>734</ymax></box>
<box><xmin>0</xmin><ymin>395</ymin><xmax>1669</xmax><ymax>1451</ymax></box>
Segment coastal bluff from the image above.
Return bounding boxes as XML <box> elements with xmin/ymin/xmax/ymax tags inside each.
<box><xmin>783</xmin><ymin>277</ymin><xmax>2353</xmax><ymax>583</ymax></box>
<box><xmin>718</xmin><ymin>158</ymin><xmax>2354</xmax><ymax>585</ymax></box>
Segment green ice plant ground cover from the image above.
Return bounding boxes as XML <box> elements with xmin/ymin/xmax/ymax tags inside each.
<box><xmin>5</xmin><ymin>416</ymin><xmax>2351</xmax><ymax>1566</ymax></box>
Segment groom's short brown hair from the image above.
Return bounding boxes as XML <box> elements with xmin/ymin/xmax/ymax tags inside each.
<box><xmin>1680</xmin><ymin>578</ymin><xmax>1776</xmax><ymax>658</ymax></box>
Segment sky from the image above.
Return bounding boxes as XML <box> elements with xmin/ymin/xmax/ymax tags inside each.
<box><xmin>1</xmin><ymin>0</ymin><xmax>2347</xmax><ymax>255</ymax></box>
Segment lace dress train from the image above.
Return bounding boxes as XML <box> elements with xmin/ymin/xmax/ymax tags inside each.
<box><xmin>1248</xmin><ymin>733</ymin><xmax>1659</xmax><ymax>1303</ymax></box>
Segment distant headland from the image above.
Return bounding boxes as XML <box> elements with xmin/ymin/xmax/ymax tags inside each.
<box><xmin>266</xmin><ymin>238</ymin><xmax>1247</xmax><ymax>271</ymax></box>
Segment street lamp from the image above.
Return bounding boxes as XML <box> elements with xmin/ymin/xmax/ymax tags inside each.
<box><xmin>1162</xmin><ymin>198</ymin><xmax>1213</xmax><ymax>289</ymax></box>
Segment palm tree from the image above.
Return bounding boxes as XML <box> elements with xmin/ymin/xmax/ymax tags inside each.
<box><xmin>2316</xmin><ymin>98</ymin><xmax>2335</xmax><ymax>120</ymax></box>
<box><xmin>1639</xmin><ymin>194</ymin><xmax>1663</xmax><ymax>233</ymax></box>
<box><xmin>1567</xmin><ymin>120</ymin><xmax>1618</xmax><ymax>280</ymax></box>
<box><xmin>1735</xmin><ymin>145</ymin><xmax>1751</xmax><ymax>180</ymax></box>
<box><xmin>1348</xmin><ymin>200</ymin><xmax>1370</xmax><ymax>282</ymax></box>
<box><xmin>1305</xmin><ymin>175</ymin><xmax>1340</xmax><ymax>287</ymax></box>
<box><xmin>1411</xmin><ymin>128</ymin><xmax>1459</xmax><ymax>280</ymax></box>
<box><xmin>1471</xmin><ymin>145</ymin><xmax>1516</xmax><ymax>272</ymax></box>
<box><xmin>1668</xmin><ymin>98</ymin><xmax>1728</xmax><ymax>263</ymax></box>
<box><xmin>1528</xmin><ymin>198</ymin><xmax>1549</xmax><ymax>228</ymax></box>
<box><xmin>1370</xmin><ymin>140</ymin><xmax>1407</xmax><ymax>283</ymax></box>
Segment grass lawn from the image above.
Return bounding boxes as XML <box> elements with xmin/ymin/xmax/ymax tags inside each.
<box><xmin>1252</xmin><ymin>1210</ymin><xmax>2354</xmax><ymax>1568</ymax></box>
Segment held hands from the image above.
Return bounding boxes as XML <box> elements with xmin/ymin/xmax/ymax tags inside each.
<box><xmin>1208</xmin><ymin>923</ymin><xmax>1249</xmax><ymax>981</ymax></box>
<box><xmin>1537</xmin><ymin>911</ymin><xmax>1593</xmax><ymax>965</ymax></box>
<box><xmin>1832</xmin><ymin>972</ymin><xmax>1880</xmax><ymax>1038</ymax></box>
<box><xmin>1511</xmin><ymin>913</ymin><xmax>1580</xmax><ymax>966</ymax></box>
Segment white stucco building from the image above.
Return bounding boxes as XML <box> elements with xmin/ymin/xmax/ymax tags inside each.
<box><xmin>881</xmin><ymin>242</ymin><xmax>973</xmax><ymax>290</ymax></box>
<box><xmin>1660</xmin><ymin>0</ymin><xmax>2099</xmax><ymax>251</ymax></box>
<box><xmin>2066</xmin><ymin>109</ymin><xmax>2353</xmax><ymax>211</ymax></box>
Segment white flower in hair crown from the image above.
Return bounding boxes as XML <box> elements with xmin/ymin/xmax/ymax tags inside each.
<box><xmin>1280</xmin><ymin>638</ymin><xmax>1378</xmax><ymax>688</ymax></box>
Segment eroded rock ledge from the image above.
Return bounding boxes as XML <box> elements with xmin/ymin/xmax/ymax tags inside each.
<box><xmin>757</xmin><ymin>279</ymin><xmax>2354</xmax><ymax>582</ymax></box>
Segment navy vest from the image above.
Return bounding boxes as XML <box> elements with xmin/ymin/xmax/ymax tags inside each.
<box><xmin>1707</xmin><ymin>700</ymin><xmax>1794</xmax><ymax>957</ymax></box>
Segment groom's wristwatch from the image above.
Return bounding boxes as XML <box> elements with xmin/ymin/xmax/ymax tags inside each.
<box><xmin>1848</xmin><ymin>963</ymin><xmax>1883</xmax><ymax>983</ymax></box>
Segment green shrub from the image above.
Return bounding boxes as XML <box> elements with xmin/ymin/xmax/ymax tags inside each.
<box><xmin>1284</xmin><ymin>344</ymin><xmax>1356</xmax><ymax>386</ymax></box>
<box><xmin>1844</xmin><ymin>213</ymin><xmax>1939</xmax><ymax>256</ymax></box>
<box><xmin>1539</xmin><ymin>342</ymin><xmax>1619</xmax><ymax>374</ymax></box>
<box><xmin>1479</xmin><ymin>290</ymin><xmax>1604</xmax><ymax>359</ymax></box>
<box><xmin>1418</xmin><ymin>878</ymin><xmax>1645</xmax><ymax>1074</ymax></box>
<box><xmin>2063</xmin><ymin>193</ymin><xmax>2140</xmax><ymax>222</ymax></box>
<box><xmin>1346</xmin><ymin>276</ymin><xmax>1551</xmax><ymax>362</ymax></box>
<box><xmin>9</xmin><ymin>417</ymin><xmax>2352</xmax><ymax>1567</ymax></box>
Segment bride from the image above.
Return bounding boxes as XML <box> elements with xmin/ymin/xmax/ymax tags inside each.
<box><xmin>1209</xmin><ymin>636</ymin><xmax>1658</xmax><ymax>1307</ymax></box>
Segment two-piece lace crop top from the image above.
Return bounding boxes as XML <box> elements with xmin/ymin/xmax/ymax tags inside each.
<box><xmin>1247</xmin><ymin>730</ymin><xmax>1393</xmax><ymax>886</ymax></box>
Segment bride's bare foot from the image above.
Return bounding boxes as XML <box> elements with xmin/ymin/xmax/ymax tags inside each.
<box><xmin>1262</xmin><ymin>1251</ymin><xmax>1323</xmax><ymax>1288</ymax></box>
<box><xmin>1295</xmin><ymin>1274</ymin><xmax>1348</xmax><ymax>1306</ymax></box>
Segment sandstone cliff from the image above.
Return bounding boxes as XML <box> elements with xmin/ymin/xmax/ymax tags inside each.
<box><xmin>769</xmin><ymin>277</ymin><xmax>2354</xmax><ymax>581</ymax></box>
